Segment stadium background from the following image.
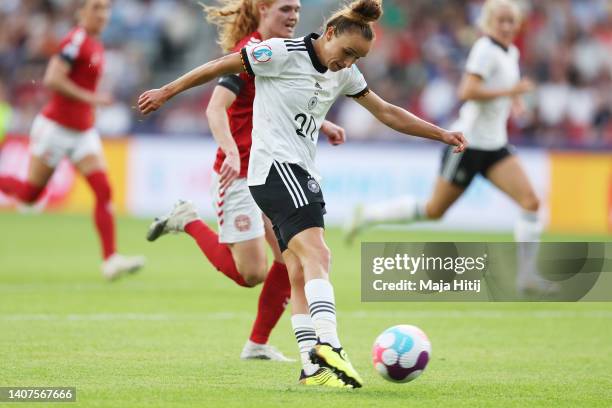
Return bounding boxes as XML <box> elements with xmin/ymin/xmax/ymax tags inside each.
<box><xmin>0</xmin><ymin>0</ymin><xmax>610</xmax><ymax>234</ymax></box>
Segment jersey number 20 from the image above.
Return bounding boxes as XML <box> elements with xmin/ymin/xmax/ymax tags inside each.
<box><xmin>294</xmin><ymin>113</ymin><xmax>317</xmax><ymax>142</ymax></box>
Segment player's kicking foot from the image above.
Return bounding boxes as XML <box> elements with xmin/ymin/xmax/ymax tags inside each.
<box><xmin>309</xmin><ymin>343</ymin><xmax>363</xmax><ymax>388</ymax></box>
<box><xmin>299</xmin><ymin>367</ymin><xmax>351</xmax><ymax>388</ymax></box>
<box><xmin>240</xmin><ymin>340</ymin><xmax>295</xmax><ymax>362</ymax></box>
<box><xmin>146</xmin><ymin>200</ymin><xmax>198</xmax><ymax>242</ymax></box>
<box><xmin>101</xmin><ymin>253</ymin><xmax>145</xmax><ymax>281</ymax></box>
<box><xmin>343</xmin><ymin>204</ymin><xmax>364</xmax><ymax>246</ymax></box>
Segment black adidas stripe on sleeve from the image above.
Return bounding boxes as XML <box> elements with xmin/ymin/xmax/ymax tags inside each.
<box><xmin>240</xmin><ymin>47</ymin><xmax>255</xmax><ymax>76</ymax></box>
<box><xmin>284</xmin><ymin>39</ymin><xmax>306</xmax><ymax>52</ymax></box>
<box><xmin>347</xmin><ymin>87</ymin><xmax>370</xmax><ymax>99</ymax></box>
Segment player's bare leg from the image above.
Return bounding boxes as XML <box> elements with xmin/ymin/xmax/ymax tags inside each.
<box><xmin>26</xmin><ymin>155</ymin><xmax>55</xmax><ymax>192</ymax></box>
<box><xmin>486</xmin><ymin>155</ymin><xmax>559</xmax><ymax>295</ymax></box>
<box><xmin>287</xmin><ymin>228</ymin><xmax>362</xmax><ymax>387</ymax></box>
<box><xmin>238</xmin><ymin>216</ymin><xmax>293</xmax><ymax>361</ymax></box>
<box><xmin>283</xmin><ymin>247</ymin><xmax>348</xmax><ymax>387</ymax></box>
<box><xmin>284</xmin><ymin>249</ymin><xmax>308</xmax><ymax>315</ymax></box>
<box><xmin>75</xmin><ymin>154</ymin><xmax>144</xmax><ymax>280</ymax></box>
<box><xmin>148</xmin><ymin>202</ymin><xmax>292</xmax><ymax>360</ymax></box>
<box><xmin>229</xmin><ymin>238</ymin><xmax>268</xmax><ymax>286</ymax></box>
<box><xmin>423</xmin><ymin>178</ymin><xmax>466</xmax><ymax>220</ymax></box>
<box><xmin>234</xmin><ymin>229</ymin><xmax>293</xmax><ymax>362</ymax></box>
<box><xmin>263</xmin><ymin>216</ymin><xmax>284</xmax><ymax>266</ymax></box>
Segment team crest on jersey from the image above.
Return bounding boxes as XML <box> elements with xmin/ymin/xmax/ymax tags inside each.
<box><xmin>252</xmin><ymin>45</ymin><xmax>272</xmax><ymax>63</ymax></box>
<box><xmin>307</xmin><ymin>179</ymin><xmax>320</xmax><ymax>194</ymax></box>
<box><xmin>308</xmin><ymin>96</ymin><xmax>319</xmax><ymax>111</ymax></box>
<box><xmin>234</xmin><ymin>214</ymin><xmax>252</xmax><ymax>232</ymax></box>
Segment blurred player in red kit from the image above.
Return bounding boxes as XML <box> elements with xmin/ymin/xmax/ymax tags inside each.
<box><xmin>0</xmin><ymin>0</ymin><xmax>144</xmax><ymax>280</ymax></box>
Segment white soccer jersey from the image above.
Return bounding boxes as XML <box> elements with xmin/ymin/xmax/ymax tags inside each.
<box><xmin>241</xmin><ymin>33</ymin><xmax>369</xmax><ymax>186</ymax></box>
<box><xmin>452</xmin><ymin>36</ymin><xmax>520</xmax><ymax>150</ymax></box>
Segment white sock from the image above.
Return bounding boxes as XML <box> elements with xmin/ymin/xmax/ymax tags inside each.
<box><xmin>291</xmin><ymin>314</ymin><xmax>319</xmax><ymax>375</ymax></box>
<box><xmin>514</xmin><ymin>210</ymin><xmax>542</xmax><ymax>282</ymax></box>
<box><xmin>362</xmin><ymin>196</ymin><xmax>426</xmax><ymax>225</ymax></box>
<box><xmin>304</xmin><ymin>279</ymin><xmax>341</xmax><ymax>349</ymax></box>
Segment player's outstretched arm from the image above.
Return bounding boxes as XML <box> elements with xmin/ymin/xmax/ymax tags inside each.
<box><xmin>458</xmin><ymin>73</ymin><xmax>535</xmax><ymax>102</ymax></box>
<box><xmin>356</xmin><ymin>90</ymin><xmax>467</xmax><ymax>153</ymax></box>
<box><xmin>43</xmin><ymin>56</ymin><xmax>112</xmax><ymax>106</ymax></box>
<box><xmin>138</xmin><ymin>52</ymin><xmax>245</xmax><ymax>115</ymax></box>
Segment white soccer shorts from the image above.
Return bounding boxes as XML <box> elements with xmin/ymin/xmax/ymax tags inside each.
<box><xmin>211</xmin><ymin>172</ymin><xmax>265</xmax><ymax>244</ymax></box>
<box><xmin>30</xmin><ymin>114</ymin><xmax>103</xmax><ymax>168</ymax></box>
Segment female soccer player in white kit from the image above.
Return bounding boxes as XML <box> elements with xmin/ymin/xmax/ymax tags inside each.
<box><xmin>139</xmin><ymin>0</ymin><xmax>466</xmax><ymax>388</ymax></box>
<box><xmin>346</xmin><ymin>0</ymin><xmax>554</xmax><ymax>294</ymax></box>
<box><xmin>147</xmin><ymin>0</ymin><xmax>346</xmax><ymax>363</ymax></box>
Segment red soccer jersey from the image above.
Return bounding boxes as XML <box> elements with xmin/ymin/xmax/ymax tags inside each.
<box><xmin>42</xmin><ymin>27</ymin><xmax>104</xmax><ymax>131</ymax></box>
<box><xmin>212</xmin><ymin>32</ymin><xmax>262</xmax><ymax>178</ymax></box>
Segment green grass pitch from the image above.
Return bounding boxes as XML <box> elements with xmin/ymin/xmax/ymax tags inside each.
<box><xmin>1</xmin><ymin>212</ymin><xmax>611</xmax><ymax>407</ymax></box>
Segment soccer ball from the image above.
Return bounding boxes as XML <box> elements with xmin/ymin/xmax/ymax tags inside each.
<box><xmin>372</xmin><ymin>325</ymin><xmax>431</xmax><ymax>383</ymax></box>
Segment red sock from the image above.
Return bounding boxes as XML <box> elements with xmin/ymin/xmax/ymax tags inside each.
<box><xmin>249</xmin><ymin>261</ymin><xmax>291</xmax><ymax>344</ymax></box>
<box><xmin>184</xmin><ymin>220</ymin><xmax>249</xmax><ymax>287</ymax></box>
<box><xmin>85</xmin><ymin>171</ymin><xmax>116</xmax><ymax>260</ymax></box>
<box><xmin>0</xmin><ymin>175</ymin><xmax>44</xmax><ymax>203</ymax></box>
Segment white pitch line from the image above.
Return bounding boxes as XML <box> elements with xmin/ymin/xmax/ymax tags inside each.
<box><xmin>1</xmin><ymin>310</ymin><xmax>612</xmax><ymax>321</ymax></box>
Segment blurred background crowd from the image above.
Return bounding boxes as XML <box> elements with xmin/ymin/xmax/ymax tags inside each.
<box><xmin>1</xmin><ymin>0</ymin><xmax>610</xmax><ymax>147</ymax></box>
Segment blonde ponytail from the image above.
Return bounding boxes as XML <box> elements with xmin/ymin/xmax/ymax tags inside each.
<box><xmin>203</xmin><ymin>0</ymin><xmax>274</xmax><ymax>52</ymax></box>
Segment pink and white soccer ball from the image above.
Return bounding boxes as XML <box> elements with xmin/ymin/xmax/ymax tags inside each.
<box><xmin>372</xmin><ymin>325</ymin><xmax>431</xmax><ymax>383</ymax></box>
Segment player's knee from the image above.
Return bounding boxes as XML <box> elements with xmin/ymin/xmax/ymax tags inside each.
<box><xmin>284</xmin><ymin>257</ymin><xmax>304</xmax><ymax>286</ymax></box>
<box><xmin>520</xmin><ymin>194</ymin><xmax>540</xmax><ymax>212</ymax></box>
<box><xmin>237</xmin><ymin>262</ymin><xmax>267</xmax><ymax>287</ymax></box>
<box><xmin>301</xmin><ymin>242</ymin><xmax>331</xmax><ymax>272</ymax></box>
<box><xmin>242</xmin><ymin>275</ymin><xmax>263</xmax><ymax>288</ymax></box>
<box><xmin>425</xmin><ymin>203</ymin><xmax>446</xmax><ymax>220</ymax></box>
